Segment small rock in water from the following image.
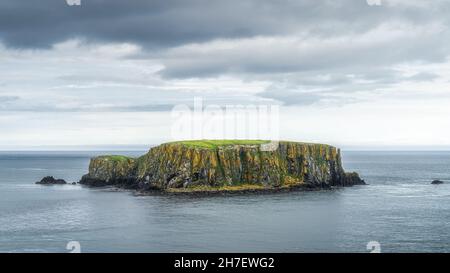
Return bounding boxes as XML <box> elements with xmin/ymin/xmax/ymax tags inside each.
<box><xmin>36</xmin><ymin>176</ymin><xmax>67</xmax><ymax>185</ymax></box>
<box><xmin>431</xmin><ymin>180</ymin><xmax>444</xmax><ymax>185</ymax></box>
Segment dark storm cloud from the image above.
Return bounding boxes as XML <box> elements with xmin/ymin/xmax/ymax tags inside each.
<box><xmin>1</xmin><ymin>0</ymin><xmax>450</xmax><ymax>110</ymax></box>
<box><xmin>2</xmin><ymin>0</ymin><xmax>448</xmax><ymax>79</ymax></box>
<box><xmin>0</xmin><ymin>0</ymin><xmax>442</xmax><ymax>49</ymax></box>
<box><xmin>0</xmin><ymin>0</ymin><xmax>297</xmax><ymax>48</ymax></box>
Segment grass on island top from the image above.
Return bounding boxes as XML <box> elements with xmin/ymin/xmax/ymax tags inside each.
<box><xmin>97</xmin><ymin>140</ymin><xmax>332</xmax><ymax>159</ymax></box>
<box><xmin>98</xmin><ymin>155</ymin><xmax>133</xmax><ymax>162</ymax></box>
<box><xmin>170</xmin><ymin>140</ymin><xmax>272</xmax><ymax>149</ymax></box>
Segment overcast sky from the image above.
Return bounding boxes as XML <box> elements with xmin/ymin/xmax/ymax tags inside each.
<box><xmin>1</xmin><ymin>0</ymin><xmax>450</xmax><ymax>149</ymax></box>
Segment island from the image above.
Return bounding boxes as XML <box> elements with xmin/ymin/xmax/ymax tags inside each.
<box><xmin>431</xmin><ymin>180</ymin><xmax>444</xmax><ymax>185</ymax></box>
<box><xmin>79</xmin><ymin>140</ymin><xmax>365</xmax><ymax>194</ymax></box>
<box><xmin>36</xmin><ymin>176</ymin><xmax>67</xmax><ymax>185</ymax></box>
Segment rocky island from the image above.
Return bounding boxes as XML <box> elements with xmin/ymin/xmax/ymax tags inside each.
<box><xmin>36</xmin><ymin>176</ymin><xmax>67</xmax><ymax>185</ymax></box>
<box><xmin>78</xmin><ymin>140</ymin><xmax>365</xmax><ymax>194</ymax></box>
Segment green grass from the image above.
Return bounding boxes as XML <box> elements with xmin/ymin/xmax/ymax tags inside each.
<box><xmin>98</xmin><ymin>155</ymin><xmax>133</xmax><ymax>162</ymax></box>
<box><xmin>170</xmin><ymin>140</ymin><xmax>272</xmax><ymax>149</ymax></box>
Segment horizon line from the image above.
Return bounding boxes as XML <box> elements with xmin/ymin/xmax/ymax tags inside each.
<box><xmin>1</xmin><ymin>144</ymin><xmax>450</xmax><ymax>152</ymax></box>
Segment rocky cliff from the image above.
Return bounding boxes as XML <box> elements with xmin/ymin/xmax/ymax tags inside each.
<box><xmin>79</xmin><ymin>140</ymin><xmax>365</xmax><ymax>192</ymax></box>
<box><xmin>79</xmin><ymin>155</ymin><xmax>137</xmax><ymax>187</ymax></box>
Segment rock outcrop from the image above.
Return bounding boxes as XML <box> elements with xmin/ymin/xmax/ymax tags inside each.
<box><xmin>79</xmin><ymin>140</ymin><xmax>365</xmax><ymax>192</ymax></box>
<box><xmin>79</xmin><ymin>156</ymin><xmax>136</xmax><ymax>187</ymax></box>
<box><xmin>36</xmin><ymin>176</ymin><xmax>67</xmax><ymax>185</ymax></box>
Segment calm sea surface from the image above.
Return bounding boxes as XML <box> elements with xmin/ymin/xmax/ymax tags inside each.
<box><xmin>0</xmin><ymin>151</ymin><xmax>449</xmax><ymax>253</ymax></box>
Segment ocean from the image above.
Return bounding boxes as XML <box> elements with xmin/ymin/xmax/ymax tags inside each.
<box><xmin>0</xmin><ymin>151</ymin><xmax>449</xmax><ymax>253</ymax></box>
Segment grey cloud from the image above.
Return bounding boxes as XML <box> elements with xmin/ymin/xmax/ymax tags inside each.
<box><xmin>0</xmin><ymin>102</ymin><xmax>175</xmax><ymax>112</ymax></box>
<box><xmin>2</xmin><ymin>0</ymin><xmax>450</xmax><ymax>110</ymax></box>
<box><xmin>257</xmin><ymin>67</ymin><xmax>416</xmax><ymax>106</ymax></box>
<box><xmin>0</xmin><ymin>0</ymin><xmax>444</xmax><ymax>49</ymax></box>
<box><xmin>158</xmin><ymin>26</ymin><xmax>447</xmax><ymax>79</ymax></box>
<box><xmin>55</xmin><ymin>74</ymin><xmax>164</xmax><ymax>87</ymax></box>
<box><xmin>0</xmin><ymin>0</ymin><xmax>307</xmax><ymax>48</ymax></box>
<box><xmin>2</xmin><ymin>1</ymin><xmax>448</xmax><ymax>81</ymax></box>
<box><xmin>0</xmin><ymin>89</ymin><xmax>265</xmax><ymax>112</ymax></box>
<box><xmin>258</xmin><ymin>87</ymin><xmax>362</xmax><ymax>107</ymax></box>
<box><xmin>0</xmin><ymin>95</ymin><xmax>19</xmax><ymax>103</ymax></box>
<box><xmin>260</xmin><ymin>89</ymin><xmax>324</xmax><ymax>106</ymax></box>
<box><xmin>407</xmin><ymin>72</ymin><xmax>439</xmax><ymax>82</ymax></box>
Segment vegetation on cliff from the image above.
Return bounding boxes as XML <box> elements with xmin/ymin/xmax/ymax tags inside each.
<box><xmin>79</xmin><ymin>140</ymin><xmax>365</xmax><ymax>192</ymax></box>
<box><xmin>172</xmin><ymin>140</ymin><xmax>271</xmax><ymax>149</ymax></box>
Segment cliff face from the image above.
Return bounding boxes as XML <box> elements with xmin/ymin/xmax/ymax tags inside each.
<box><xmin>79</xmin><ymin>141</ymin><xmax>365</xmax><ymax>191</ymax></box>
<box><xmin>80</xmin><ymin>156</ymin><xmax>136</xmax><ymax>187</ymax></box>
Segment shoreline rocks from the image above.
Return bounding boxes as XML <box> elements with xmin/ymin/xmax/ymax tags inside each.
<box><xmin>343</xmin><ymin>172</ymin><xmax>366</xmax><ymax>186</ymax></box>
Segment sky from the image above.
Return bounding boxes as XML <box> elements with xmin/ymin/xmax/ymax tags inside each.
<box><xmin>1</xmin><ymin>0</ymin><xmax>450</xmax><ymax>150</ymax></box>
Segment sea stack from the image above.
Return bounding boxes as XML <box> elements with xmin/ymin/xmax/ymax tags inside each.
<box><xmin>79</xmin><ymin>140</ymin><xmax>365</xmax><ymax>193</ymax></box>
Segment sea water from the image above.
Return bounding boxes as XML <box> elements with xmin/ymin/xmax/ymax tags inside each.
<box><xmin>0</xmin><ymin>151</ymin><xmax>449</xmax><ymax>253</ymax></box>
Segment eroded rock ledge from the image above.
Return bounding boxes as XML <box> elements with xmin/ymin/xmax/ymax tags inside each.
<box><xmin>79</xmin><ymin>140</ymin><xmax>365</xmax><ymax>193</ymax></box>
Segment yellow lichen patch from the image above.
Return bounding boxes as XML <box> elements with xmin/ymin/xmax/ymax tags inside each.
<box><xmin>282</xmin><ymin>175</ymin><xmax>303</xmax><ymax>187</ymax></box>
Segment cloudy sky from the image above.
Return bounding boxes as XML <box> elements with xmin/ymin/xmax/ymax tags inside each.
<box><xmin>1</xmin><ymin>0</ymin><xmax>450</xmax><ymax>149</ymax></box>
